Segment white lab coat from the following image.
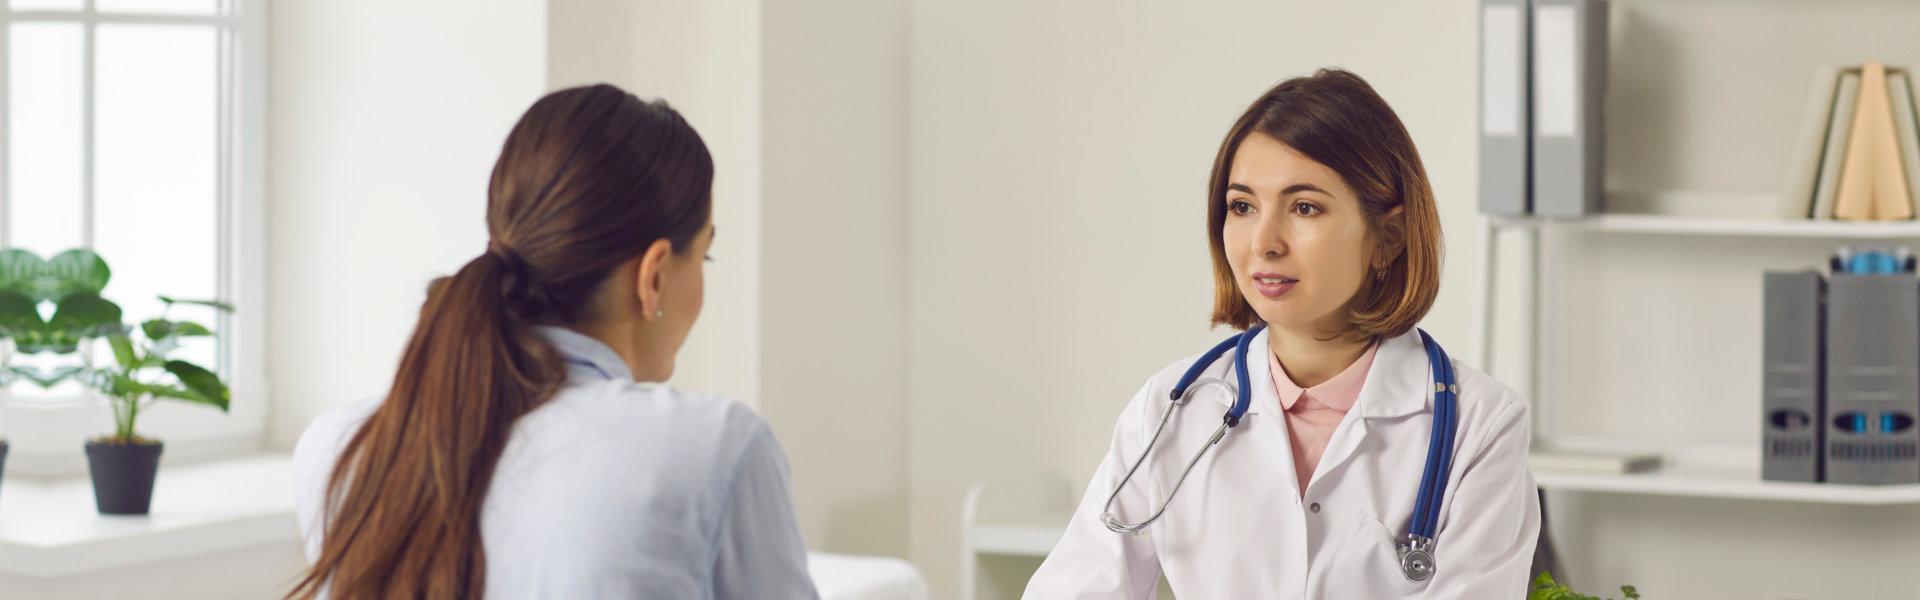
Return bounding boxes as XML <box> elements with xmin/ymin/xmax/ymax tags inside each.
<box><xmin>1025</xmin><ymin>328</ymin><xmax>1539</xmax><ymax>599</ymax></box>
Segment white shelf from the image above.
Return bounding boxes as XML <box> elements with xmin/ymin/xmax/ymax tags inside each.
<box><xmin>1492</xmin><ymin>213</ymin><xmax>1920</xmax><ymax>238</ymax></box>
<box><xmin>961</xmin><ymin>473</ymin><xmax>1075</xmax><ymax>600</ymax></box>
<box><xmin>1535</xmin><ymin>464</ymin><xmax>1920</xmax><ymax>505</ymax></box>
<box><xmin>0</xmin><ymin>454</ymin><xmax>298</xmax><ymax>577</ymax></box>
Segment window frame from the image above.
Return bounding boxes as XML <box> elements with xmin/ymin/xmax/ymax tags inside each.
<box><xmin>0</xmin><ymin>0</ymin><xmax>268</xmax><ymax>475</ymax></box>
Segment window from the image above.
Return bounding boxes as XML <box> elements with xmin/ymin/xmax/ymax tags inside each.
<box><xmin>0</xmin><ymin>0</ymin><xmax>265</xmax><ymax>472</ymax></box>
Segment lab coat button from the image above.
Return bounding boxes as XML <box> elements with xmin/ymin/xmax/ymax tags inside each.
<box><xmin>1309</xmin><ymin>502</ymin><xmax>1321</xmax><ymax>513</ymax></box>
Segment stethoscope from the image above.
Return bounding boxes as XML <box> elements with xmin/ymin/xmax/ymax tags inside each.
<box><xmin>1099</xmin><ymin>324</ymin><xmax>1460</xmax><ymax>583</ymax></box>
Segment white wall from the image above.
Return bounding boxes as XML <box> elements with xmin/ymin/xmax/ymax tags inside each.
<box><xmin>549</xmin><ymin>0</ymin><xmax>911</xmax><ymax>558</ymax></box>
<box><xmin>550</xmin><ymin>0</ymin><xmax>764</xmax><ymax>410</ymax></box>
<box><xmin>265</xmin><ymin>0</ymin><xmax>548</xmax><ymax>447</ymax></box>
<box><xmin>759</xmin><ymin>0</ymin><xmax>911</xmax><ymax>557</ymax></box>
<box><xmin>906</xmin><ymin>1</ymin><xmax>1484</xmax><ymax>598</ymax></box>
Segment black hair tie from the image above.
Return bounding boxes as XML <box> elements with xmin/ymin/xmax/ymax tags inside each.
<box><xmin>486</xmin><ymin>241</ymin><xmax>555</xmax><ymax>319</ymax></box>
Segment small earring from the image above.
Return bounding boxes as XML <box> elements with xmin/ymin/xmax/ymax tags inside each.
<box><xmin>655</xmin><ymin>309</ymin><xmax>664</xmax><ymax>319</ymax></box>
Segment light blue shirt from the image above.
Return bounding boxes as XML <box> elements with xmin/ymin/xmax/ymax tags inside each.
<box><xmin>293</xmin><ymin>326</ymin><xmax>819</xmax><ymax>599</ymax></box>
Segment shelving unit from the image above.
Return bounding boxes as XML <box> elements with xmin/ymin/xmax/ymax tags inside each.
<box><xmin>958</xmin><ymin>473</ymin><xmax>1073</xmax><ymax>600</ymax></box>
<box><xmin>1492</xmin><ymin>213</ymin><xmax>1920</xmax><ymax>239</ymax></box>
<box><xmin>1478</xmin><ymin>212</ymin><xmax>1920</xmax><ymax>503</ymax></box>
<box><xmin>1533</xmin><ymin>467</ymin><xmax>1920</xmax><ymax>504</ymax></box>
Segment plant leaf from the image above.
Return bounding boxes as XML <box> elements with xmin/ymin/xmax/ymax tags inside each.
<box><xmin>0</xmin><ymin>248</ymin><xmax>44</xmax><ymax>292</ymax></box>
<box><xmin>109</xmin><ymin>373</ymin><xmax>153</xmax><ymax>397</ymax></box>
<box><xmin>48</xmin><ymin>292</ymin><xmax>122</xmax><ymax>335</ymax></box>
<box><xmin>0</xmin><ymin>290</ymin><xmax>42</xmax><ymax>335</ymax></box>
<box><xmin>44</xmin><ymin>248</ymin><xmax>110</xmax><ymax>296</ymax></box>
<box><xmin>171</xmin><ymin>321</ymin><xmax>213</xmax><ymax>336</ymax></box>
<box><xmin>82</xmin><ymin>321</ymin><xmax>131</xmax><ymax>338</ymax></box>
<box><xmin>15</xmin><ymin>329</ymin><xmax>80</xmax><ymax>354</ymax></box>
<box><xmin>146</xmin><ymin>385</ymin><xmax>225</xmax><ymax>410</ymax></box>
<box><xmin>163</xmin><ymin>360</ymin><xmax>229</xmax><ymax>412</ymax></box>
<box><xmin>8</xmin><ymin>365</ymin><xmax>83</xmax><ymax>388</ymax></box>
<box><xmin>140</xmin><ymin>318</ymin><xmax>173</xmax><ymax>342</ymax></box>
<box><xmin>15</xmin><ymin>341</ymin><xmax>78</xmax><ymax>355</ymax></box>
<box><xmin>108</xmin><ymin>335</ymin><xmax>138</xmax><ymax>370</ymax></box>
<box><xmin>157</xmin><ymin>296</ymin><xmax>235</xmax><ymax>312</ymax></box>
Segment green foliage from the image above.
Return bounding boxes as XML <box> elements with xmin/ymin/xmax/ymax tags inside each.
<box><xmin>0</xmin><ymin>248</ymin><xmax>235</xmax><ymax>441</ymax></box>
<box><xmin>1530</xmin><ymin>572</ymin><xmax>1641</xmax><ymax>600</ymax></box>
<box><xmin>0</xmin><ymin>249</ymin><xmax>120</xmax><ymax>353</ymax></box>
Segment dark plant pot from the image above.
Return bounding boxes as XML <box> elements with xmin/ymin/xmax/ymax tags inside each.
<box><xmin>85</xmin><ymin>440</ymin><xmax>163</xmax><ymax>515</ymax></box>
<box><xmin>0</xmin><ymin>440</ymin><xmax>9</xmax><ymax>501</ymax></box>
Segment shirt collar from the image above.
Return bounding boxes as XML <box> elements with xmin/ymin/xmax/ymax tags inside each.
<box><xmin>537</xmin><ymin>326</ymin><xmax>635</xmax><ymax>382</ymax></box>
<box><xmin>1213</xmin><ymin>327</ymin><xmax>1430</xmax><ymax>419</ymax></box>
<box><xmin>1268</xmin><ymin>339</ymin><xmax>1378</xmax><ymax>412</ymax></box>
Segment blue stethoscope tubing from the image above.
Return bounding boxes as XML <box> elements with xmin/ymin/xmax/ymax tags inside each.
<box><xmin>1098</xmin><ymin>325</ymin><xmax>1460</xmax><ymax>582</ymax></box>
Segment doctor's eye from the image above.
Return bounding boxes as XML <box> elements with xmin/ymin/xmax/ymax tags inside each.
<box><xmin>1228</xmin><ymin>200</ymin><xmax>1255</xmax><ymax>216</ymax></box>
<box><xmin>1293</xmin><ymin>202</ymin><xmax>1323</xmax><ymax>217</ymax></box>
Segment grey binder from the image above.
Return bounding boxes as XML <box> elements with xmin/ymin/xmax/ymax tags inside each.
<box><xmin>1529</xmin><ymin>0</ymin><xmax>1608</xmax><ymax>218</ymax></box>
<box><xmin>1479</xmin><ymin>0</ymin><xmax>1531</xmax><ymax>216</ymax></box>
<box><xmin>1762</xmin><ymin>271</ymin><xmax>1825</xmax><ymax>482</ymax></box>
<box><xmin>1824</xmin><ymin>274</ymin><xmax>1920</xmax><ymax>485</ymax></box>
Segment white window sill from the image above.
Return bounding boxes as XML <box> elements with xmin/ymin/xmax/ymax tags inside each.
<box><xmin>0</xmin><ymin>454</ymin><xmax>297</xmax><ymax>578</ymax></box>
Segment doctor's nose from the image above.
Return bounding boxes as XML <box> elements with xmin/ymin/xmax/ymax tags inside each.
<box><xmin>1251</xmin><ymin>217</ymin><xmax>1289</xmax><ymax>257</ymax></box>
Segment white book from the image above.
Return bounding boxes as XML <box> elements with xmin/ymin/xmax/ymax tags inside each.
<box><xmin>1778</xmin><ymin>66</ymin><xmax>1841</xmax><ymax>219</ymax></box>
<box><xmin>1812</xmin><ymin>70</ymin><xmax>1863</xmax><ymax>221</ymax></box>
<box><xmin>1891</xmin><ymin>71</ymin><xmax>1920</xmax><ymax>218</ymax></box>
<box><xmin>1528</xmin><ymin>449</ymin><xmax>1662</xmax><ymax>475</ymax></box>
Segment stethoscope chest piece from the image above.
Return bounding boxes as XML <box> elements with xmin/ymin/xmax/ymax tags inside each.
<box><xmin>1396</xmin><ymin>534</ymin><xmax>1435</xmax><ymax>582</ymax></box>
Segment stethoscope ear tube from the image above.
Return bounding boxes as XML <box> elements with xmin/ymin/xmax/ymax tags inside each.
<box><xmin>1106</xmin><ymin>326</ymin><xmax>1262</xmax><ymax>533</ymax></box>
<box><xmin>1170</xmin><ymin>333</ymin><xmax>1247</xmax><ymax>403</ymax></box>
<box><xmin>1224</xmin><ymin>325</ymin><xmax>1263</xmax><ymax>427</ymax></box>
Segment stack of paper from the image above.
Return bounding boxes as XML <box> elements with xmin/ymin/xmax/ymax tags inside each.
<box><xmin>1528</xmin><ymin>448</ymin><xmax>1663</xmax><ymax>475</ymax></box>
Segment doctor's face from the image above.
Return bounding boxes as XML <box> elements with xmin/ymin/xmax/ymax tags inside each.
<box><xmin>1220</xmin><ymin>133</ymin><xmax>1380</xmax><ymax>337</ymax></box>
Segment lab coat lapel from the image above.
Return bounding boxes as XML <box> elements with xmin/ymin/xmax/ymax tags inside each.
<box><xmin>1242</xmin><ymin>327</ymin><xmax>1304</xmax><ymax>498</ymax></box>
<box><xmin>1307</xmin><ymin>414</ymin><xmax>1367</xmax><ymax>494</ymax></box>
<box><xmin>1305</xmin><ymin>331</ymin><xmax>1427</xmax><ymax>491</ymax></box>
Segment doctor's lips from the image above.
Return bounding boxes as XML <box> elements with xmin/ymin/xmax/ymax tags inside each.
<box><xmin>1250</xmin><ymin>272</ymin><xmax>1297</xmax><ymax>298</ymax></box>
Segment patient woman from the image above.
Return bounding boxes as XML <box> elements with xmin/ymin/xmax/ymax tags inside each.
<box><xmin>287</xmin><ymin>85</ymin><xmax>819</xmax><ymax>599</ymax></box>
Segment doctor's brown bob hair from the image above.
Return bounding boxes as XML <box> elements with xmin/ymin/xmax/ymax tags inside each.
<box><xmin>1206</xmin><ymin>68</ymin><xmax>1442</xmax><ymax>339</ymax></box>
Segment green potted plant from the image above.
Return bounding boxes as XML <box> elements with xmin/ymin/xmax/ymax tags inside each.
<box><xmin>0</xmin><ymin>248</ymin><xmax>233</xmax><ymax>515</ymax></box>
<box><xmin>1530</xmin><ymin>572</ymin><xmax>1640</xmax><ymax>600</ymax></box>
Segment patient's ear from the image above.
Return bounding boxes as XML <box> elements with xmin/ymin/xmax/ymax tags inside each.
<box><xmin>633</xmin><ymin>238</ymin><xmax>674</xmax><ymax>321</ymax></box>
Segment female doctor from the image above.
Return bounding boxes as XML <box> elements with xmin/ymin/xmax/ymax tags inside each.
<box><xmin>1025</xmin><ymin>69</ymin><xmax>1539</xmax><ymax>599</ymax></box>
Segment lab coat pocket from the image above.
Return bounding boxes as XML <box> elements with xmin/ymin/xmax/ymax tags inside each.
<box><xmin>1322</xmin><ymin>514</ymin><xmax>1428</xmax><ymax>599</ymax></box>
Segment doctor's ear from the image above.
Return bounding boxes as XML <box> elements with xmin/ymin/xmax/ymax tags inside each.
<box><xmin>1376</xmin><ymin>205</ymin><xmax>1408</xmax><ymax>256</ymax></box>
<box><xmin>632</xmin><ymin>238</ymin><xmax>676</xmax><ymax>321</ymax></box>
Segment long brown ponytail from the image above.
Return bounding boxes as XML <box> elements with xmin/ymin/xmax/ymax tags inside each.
<box><xmin>287</xmin><ymin>85</ymin><xmax>713</xmax><ymax>599</ymax></box>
